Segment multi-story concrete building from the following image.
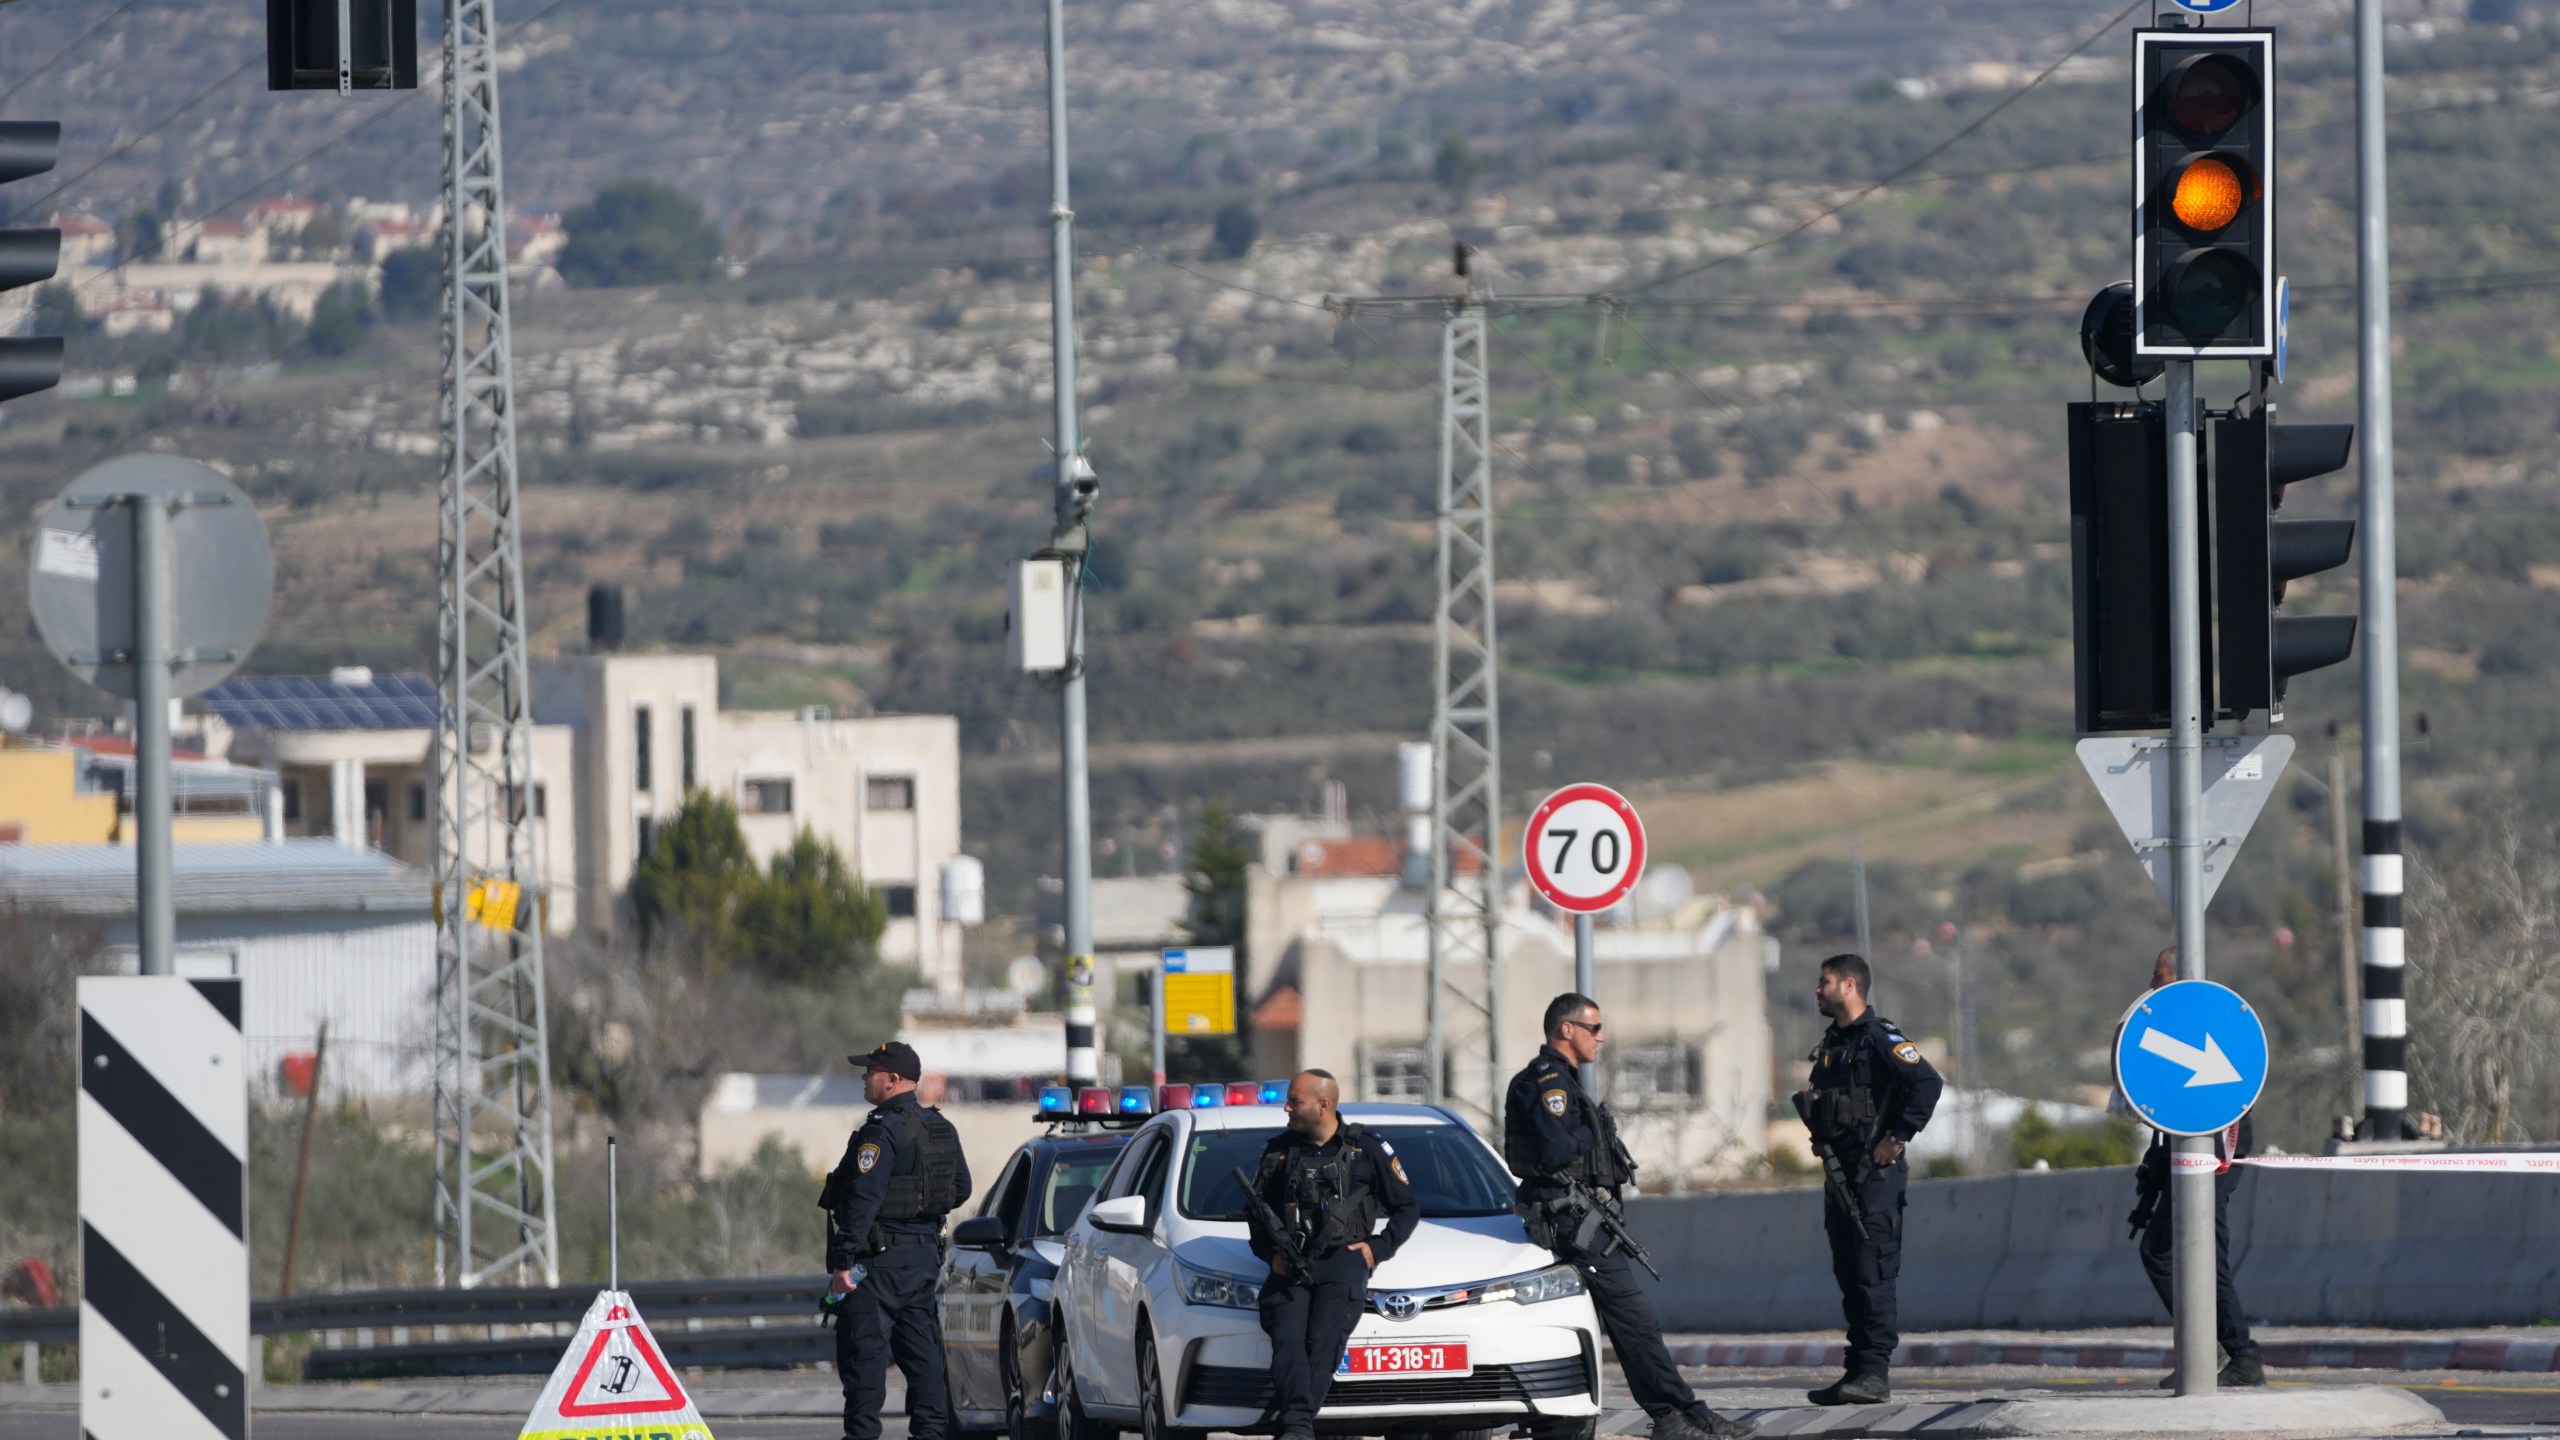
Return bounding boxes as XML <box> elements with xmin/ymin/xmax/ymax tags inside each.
<box><xmin>530</xmin><ymin>651</ymin><xmax>964</xmax><ymax>986</ymax></box>
<box><xmin>1241</xmin><ymin>826</ymin><xmax>1776</xmax><ymax>1186</ymax></box>
<box><xmin>197</xmin><ymin>649</ymin><xmax>968</xmax><ymax>988</ymax></box>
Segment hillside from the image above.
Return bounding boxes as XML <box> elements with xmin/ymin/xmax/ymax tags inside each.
<box><xmin>3</xmin><ymin>0</ymin><xmax>2558</xmax><ymax>1146</ymax></box>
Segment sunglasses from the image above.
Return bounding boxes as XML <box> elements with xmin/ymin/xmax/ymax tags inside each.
<box><xmin>1565</xmin><ymin>1018</ymin><xmax>1605</xmax><ymax>1034</ymax></box>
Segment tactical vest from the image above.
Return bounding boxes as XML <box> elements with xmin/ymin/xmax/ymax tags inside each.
<box><xmin>1505</xmin><ymin>1070</ymin><xmax>1636</xmax><ymax>1191</ymax></box>
<box><xmin>878</xmin><ymin>1106</ymin><xmax>964</xmax><ymax>1223</ymax></box>
<box><xmin>1264</xmin><ymin>1127</ymin><xmax>1382</xmax><ymax>1257</ymax></box>
<box><xmin>1805</xmin><ymin>1019</ymin><xmax>1890</xmax><ymax>1145</ymax></box>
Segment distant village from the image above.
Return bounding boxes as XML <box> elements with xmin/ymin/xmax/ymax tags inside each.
<box><xmin>50</xmin><ymin>196</ymin><xmax>565</xmax><ymax>340</ymax></box>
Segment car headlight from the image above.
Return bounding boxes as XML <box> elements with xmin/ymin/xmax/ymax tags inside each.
<box><xmin>1471</xmin><ymin>1263</ymin><xmax>1584</xmax><ymax>1306</ymax></box>
<box><xmin>1178</xmin><ymin>1263</ymin><xmax>1263</xmax><ymax>1310</ymax></box>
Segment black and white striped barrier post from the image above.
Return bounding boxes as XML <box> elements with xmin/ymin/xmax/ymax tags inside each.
<box><xmin>78</xmin><ymin>976</ymin><xmax>246</xmax><ymax>1440</ymax></box>
<box><xmin>2362</xmin><ymin>821</ymin><xmax>2407</xmax><ymax>1137</ymax></box>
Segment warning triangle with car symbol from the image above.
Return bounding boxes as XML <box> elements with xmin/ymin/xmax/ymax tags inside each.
<box><xmin>518</xmin><ymin>1289</ymin><xmax>716</xmax><ymax>1440</ymax></box>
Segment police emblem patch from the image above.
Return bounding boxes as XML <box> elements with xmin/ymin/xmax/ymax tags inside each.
<box><xmin>1391</xmin><ymin>1156</ymin><xmax>1410</xmax><ymax>1185</ymax></box>
<box><xmin>1542</xmin><ymin>1088</ymin><xmax>1569</xmax><ymax>1116</ymax></box>
<box><xmin>856</xmin><ymin>1142</ymin><xmax>881</xmax><ymax>1173</ymax></box>
<box><xmin>1893</xmin><ymin>1042</ymin><xmax>1922</xmax><ymax>1065</ymax></box>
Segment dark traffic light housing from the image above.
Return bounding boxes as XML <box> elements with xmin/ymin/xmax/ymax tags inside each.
<box><xmin>267</xmin><ymin>0</ymin><xmax>418</xmax><ymax>92</ymax></box>
<box><xmin>2070</xmin><ymin>401</ymin><xmax>2213</xmax><ymax>733</ymax></box>
<box><xmin>0</xmin><ymin>122</ymin><xmax>62</xmax><ymax>405</ymax></box>
<box><xmin>2135</xmin><ymin>30</ymin><xmax>2274</xmax><ymax>358</ymax></box>
<box><xmin>2214</xmin><ymin>409</ymin><xmax>2357</xmax><ymax>725</ymax></box>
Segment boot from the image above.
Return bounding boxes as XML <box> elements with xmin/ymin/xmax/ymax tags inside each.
<box><xmin>1693</xmin><ymin>1409</ymin><xmax>1755</xmax><ymax>1439</ymax></box>
<box><xmin>1806</xmin><ymin>1370</ymin><xmax>1888</xmax><ymax>1406</ymax></box>
<box><xmin>2219</xmin><ymin>1353</ymin><xmax>2266</xmax><ymax>1387</ymax></box>
<box><xmin>1654</xmin><ymin>1410</ymin><xmax>1750</xmax><ymax>1440</ymax></box>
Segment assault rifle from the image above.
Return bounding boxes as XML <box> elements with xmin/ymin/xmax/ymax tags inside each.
<box><xmin>1232</xmin><ymin>1165</ymin><xmax>1313</xmax><ymax>1277</ymax></box>
<box><xmin>1555</xmin><ymin>1175</ymin><xmax>1661</xmax><ymax>1282</ymax></box>
<box><xmin>1792</xmin><ymin>1090</ymin><xmax>1870</xmax><ymax>1242</ymax></box>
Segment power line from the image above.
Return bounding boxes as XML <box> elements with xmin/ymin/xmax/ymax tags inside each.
<box><xmin>0</xmin><ymin>0</ymin><xmax>156</xmax><ymax>113</ymax></box>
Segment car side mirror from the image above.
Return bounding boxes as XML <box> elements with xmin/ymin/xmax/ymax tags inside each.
<box><xmin>1088</xmin><ymin>1194</ymin><xmax>1150</xmax><ymax>1235</ymax></box>
<box><xmin>952</xmin><ymin>1216</ymin><xmax>1007</xmax><ymax>1251</ymax></box>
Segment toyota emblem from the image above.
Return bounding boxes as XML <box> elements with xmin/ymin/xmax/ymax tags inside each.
<box><xmin>1379</xmin><ymin>1292</ymin><xmax>1419</xmax><ymax>1320</ymax></box>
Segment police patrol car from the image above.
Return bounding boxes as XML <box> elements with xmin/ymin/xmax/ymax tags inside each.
<box><xmin>1047</xmin><ymin>1084</ymin><xmax>1604</xmax><ymax>1440</ymax></box>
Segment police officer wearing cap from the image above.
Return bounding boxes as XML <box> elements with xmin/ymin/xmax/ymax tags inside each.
<box><xmin>1505</xmin><ymin>994</ymin><xmax>1752</xmax><ymax>1440</ymax></box>
<box><xmin>1243</xmin><ymin>1069</ymin><xmax>1420</xmax><ymax>1440</ymax></box>
<box><xmin>822</xmin><ymin>1041</ymin><xmax>973</xmax><ymax>1440</ymax></box>
<box><xmin>1796</xmin><ymin>953</ymin><xmax>1942</xmax><ymax>1406</ymax></box>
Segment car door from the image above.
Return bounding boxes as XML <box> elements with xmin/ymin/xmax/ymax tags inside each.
<box><xmin>1093</xmin><ymin>1125</ymin><xmax>1176</xmax><ymax>1406</ymax></box>
<box><xmin>1059</xmin><ymin>1122</ymin><xmax>1152</xmax><ymax>1404</ymax></box>
<box><xmin>942</xmin><ymin>1152</ymin><xmax>1029</xmax><ymax>1416</ymax></box>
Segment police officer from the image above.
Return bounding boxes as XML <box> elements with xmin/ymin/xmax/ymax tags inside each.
<box><xmin>1244</xmin><ymin>1069</ymin><xmax>1420</xmax><ymax>1440</ymax></box>
<box><xmin>1797</xmin><ymin>953</ymin><xmax>1941</xmax><ymax>1406</ymax></box>
<box><xmin>821</xmin><ymin>1042</ymin><xmax>973</xmax><ymax>1440</ymax></box>
<box><xmin>1505</xmin><ymin>994</ymin><xmax>1752</xmax><ymax>1440</ymax></box>
<box><xmin>2121</xmin><ymin>948</ymin><xmax>2264</xmax><ymax>1388</ymax></box>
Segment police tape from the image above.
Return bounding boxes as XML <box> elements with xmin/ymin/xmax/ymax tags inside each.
<box><xmin>2168</xmin><ymin>1151</ymin><xmax>2560</xmax><ymax>1174</ymax></box>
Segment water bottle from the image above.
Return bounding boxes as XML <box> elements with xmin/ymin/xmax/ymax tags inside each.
<box><xmin>816</xmin><ymin>1263</ymin><xmax>867</xmax><ymax>1323</ymax></box>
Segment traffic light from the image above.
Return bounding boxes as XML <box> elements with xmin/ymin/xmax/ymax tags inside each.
<box><xmin>267</xmin><ymin>0</ymin><xmax>418</xmax><ymax>92</ymax></box>
<box><xmin>2214</xmin><ymin>410</ymin><xmax>2356</xmax><ymax>724</ymax></box>
<box><xmin>2069</xmin><ymin>401</ymin><xmax>2212</xmax><ymax>733</ymax></box>
<box><xmin>2134</xmin><ymin>29</ymin><xmax>2274</xmax><ymax>357</ymax></box>
<box><xmin>0</xmin><ymin>122</ymin><xmax>62</xmax><ymax>406</ymax></box>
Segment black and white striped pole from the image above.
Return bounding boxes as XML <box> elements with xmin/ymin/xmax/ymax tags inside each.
<box><xmin>79</xmin><ymin>977</ymin><xmax>248</xmax><ymax>1440</ymax></box>
<box><xmin>2352</xmin><ymin>0</ymin><xmax>2408</xmax><ymax>1141</ymax></box>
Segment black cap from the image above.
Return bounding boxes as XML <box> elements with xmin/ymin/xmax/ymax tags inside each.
<box><xmin>852</xmin><ymin>1040</ymin><xmax>922</xmax><ymax>1081</ymax></box>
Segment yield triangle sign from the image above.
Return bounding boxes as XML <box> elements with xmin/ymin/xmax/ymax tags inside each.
<box><xmin>519</xmin><ymin>1289</ymin><xmax>716</xmax><ymax>1440</ymax></box>
<box><xmin>2076</xmin><ymin>735</ymin><xmax>2294</xmax><ymax>909</ymax></box>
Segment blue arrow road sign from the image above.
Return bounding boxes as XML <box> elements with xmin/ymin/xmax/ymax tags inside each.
<box><xmin>2113</xmin><ymin>980</ymin><xmax>2269</xmax><ymax>1136</ymax></box>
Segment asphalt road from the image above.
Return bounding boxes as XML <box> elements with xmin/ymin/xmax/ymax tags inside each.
<box><xmin>1</xmin><ymin>1368</ymin><xmax>2551</xmax><ymax>1438</ymax></box>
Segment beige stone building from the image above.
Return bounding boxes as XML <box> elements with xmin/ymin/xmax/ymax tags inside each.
<box><xmin>1240</xmin><ymin>826</ymin><xmax>1776</xmax><ymax>1186</ymax></box>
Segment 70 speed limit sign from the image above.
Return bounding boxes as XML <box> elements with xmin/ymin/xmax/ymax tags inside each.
<box><xmin>1523</xmin><ymin>783</ymin><xmax>1647</xmax><ymax>914</ymax></box>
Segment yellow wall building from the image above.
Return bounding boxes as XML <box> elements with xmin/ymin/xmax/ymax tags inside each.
<box><xmin>0</xmin><ymin>740</ymin><xmax>271</xmax><ymax>845</ymax></box>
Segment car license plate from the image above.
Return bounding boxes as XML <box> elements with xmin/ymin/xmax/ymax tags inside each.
<box><xmin>1337</xmin><ymin>1341</ymin><xmax>1471</xmax><ymax>1379</ymax></box>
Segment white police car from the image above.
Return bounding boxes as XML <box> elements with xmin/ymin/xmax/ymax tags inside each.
<box><xmin>1050</xmin><ymin>1084</ymin><xmax>1603</xmax><ymax>1440</ymax></box>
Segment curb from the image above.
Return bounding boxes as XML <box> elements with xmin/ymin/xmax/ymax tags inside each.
<box><xmin>1668</xmin><ymin>1336</ymin><xmax>2560</xmax><ymax>1374</ymax></box>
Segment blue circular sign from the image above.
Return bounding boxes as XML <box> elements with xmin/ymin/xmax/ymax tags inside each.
<box><xmin>2169</xmin><ymin>0</ymin><xmax>2244</xmax><ymax>13</ymax></box>
<box><xmin>2112</xmin><ymin>980</ymin><xmax>2269</xmax><ymax>1137</ymax></box>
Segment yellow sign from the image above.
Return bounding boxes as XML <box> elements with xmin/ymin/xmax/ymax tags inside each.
<box><xmin>1163</xmin><ymin>973</ymin><xmax>1235</xmax><ymax>1035</ymax></box>
<box><xmin>466</xmin><ymin>879</ymin><xmax>522</xmax><ymax>933</ymax></box>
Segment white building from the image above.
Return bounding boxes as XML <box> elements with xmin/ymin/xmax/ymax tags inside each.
<box><xmin>0</xmin><ymin>840</ymin><xmax>436</xmax><ymax>1096</ymax></box>
<box><xmin>198</xmin><ymin>652</ymin><xmax>968</xmax><ymax>988</ymax></box>
<box><xmin>530</xmin><ymin>651</ymin><xmax>965</xmax><ymax>987</ymax></box>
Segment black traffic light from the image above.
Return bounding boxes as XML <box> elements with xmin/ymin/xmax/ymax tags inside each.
<box><xmin>0</xmin><ymin>123</ymin><xmax>62</xmax><ymax>405</ymax></box>
<box><xmin>267</xmin><ymin>0</ymin><xmax>418</xmax><ymax>92</ymax></box>
<box><xmin>2070</xmin><ymin>401</ymin><xmax>2213</xmax><ymax>733</ymax></box>
<box><xmin>2134</xmin><ymin>29</ymin><xmax>2274</xmax><ymax>358</ymax></box>
<box><xmin>2214</xmin><ymin>410</ymin><xmax>2356</xmax><ymax>723</ymax></box>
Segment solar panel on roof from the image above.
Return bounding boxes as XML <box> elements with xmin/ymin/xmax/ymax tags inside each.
<box><xmin>201</xmin><ymin>673</ymin><xmax>440</xmax><ymax>731</ymax></box>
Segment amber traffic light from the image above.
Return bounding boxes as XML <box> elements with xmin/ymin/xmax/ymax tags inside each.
<box><xmin>2135</xmin><ymin>30</ymin><xmax>2274</xmax><ymax>357</ymax></box>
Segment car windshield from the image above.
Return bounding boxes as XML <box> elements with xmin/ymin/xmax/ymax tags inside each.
<box><xmin>1178</xmin><ymin>1123</ymin><xmax>1516</xmax><ymax>1221</ymax></box>
<box><xmin>1035</xmin><ymin>1146</ymin><xmax>1123</xmax><ymax>1237</ymax></box>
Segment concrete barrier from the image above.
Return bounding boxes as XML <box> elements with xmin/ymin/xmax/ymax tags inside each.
<box><xmin>1627</xmin><ymin>1164</ymin><xmax>2560</xmax><ymax>1332</ymax></box>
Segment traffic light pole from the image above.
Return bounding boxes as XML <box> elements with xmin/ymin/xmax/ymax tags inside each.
<box><xmin>2353</xmin><ymin>0</ymin><xmax>2408</xmax><ymax>1141</ymax></box>
<box><xmin>2163</xmin><ymin>359</ymin><xmax>2216</xmax><ymax>1397</ymax></box>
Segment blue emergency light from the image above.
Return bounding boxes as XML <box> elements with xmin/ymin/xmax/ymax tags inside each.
<box><xmin>1191</xmin><ymin>1086</ymin><xmax>1224</xmax><ymax>1108</ymax></box>
<box><xmin>1118</xmin><ymin>1085</ymin><xmax>1154</xmax><ymax>1115</ymax></box>
<box><xmin>1258</xmin><ymin>1079</ymin><xmax>1288</xmax><ymax>1104</ymax></box>
<box><xmin>1037</xmin><ymin>1086</ymin><xmax>1073</xmax><ymax>1116</ymax></box>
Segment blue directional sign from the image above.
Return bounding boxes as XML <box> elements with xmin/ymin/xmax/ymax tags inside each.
<box><xmin>2113</xmin><ymin>980</ymin><xmax>2268</xmax><ymax>1136</ymax></box>
<box><xmin>2168</xmin><ymin>0</ymin><xmax>2243</xmax><ymax>14</ymax></box>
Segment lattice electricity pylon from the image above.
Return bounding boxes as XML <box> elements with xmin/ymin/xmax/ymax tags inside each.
<box><xmin>1425</xmin><ymin>304</ymin><xmax>1505</xmax><ymax>1131</ymax></box>
<box><xmin>431</xmin><ymin>0</ymin><xmax>557</xmax><ymax>1290</ymax></box>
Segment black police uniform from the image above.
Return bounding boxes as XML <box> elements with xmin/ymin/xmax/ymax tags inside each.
<box><xmin>2132</xmin><ymin>1117</ymin><xmax>2261</xmax><ymax>1379</ymax></box>
<box><xmin>1244</xmin><ymin>1122</ymin><xmax>1420</xmax><ymax>1439</ymax></box>
<box><xmin>1803</xmin><ymin>1010</ymin><xmax>1942</xmax><ymax>1392</ymax></box>
<box><xmin>823</xmin><ymin>1089</ymin><xmax>973</xmax><ymax>1440</ymax></box>
<box><xmin>1504</xmin><ymin>1045</ymin><xmax>1746</xmax><ymax>1440</ymax></box>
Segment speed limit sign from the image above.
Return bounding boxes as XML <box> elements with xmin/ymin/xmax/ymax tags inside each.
<box><xmin>1523</xmin><ymin>783</ymin><xmax>1647</xmax><ymax>914</ymax></box>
